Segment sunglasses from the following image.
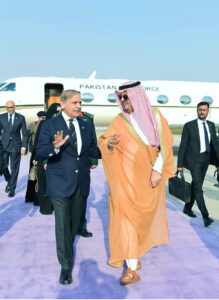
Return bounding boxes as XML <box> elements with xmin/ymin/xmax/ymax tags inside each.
<box><xmin>118</xmin><ymin>94</ymin><xmax>129</xmax><ymax>101</ymax></box>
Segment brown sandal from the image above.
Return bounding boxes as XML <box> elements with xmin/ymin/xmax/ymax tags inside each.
<box><xmin>120</xmin><ymin>268</ymin><xmax>141</xmax><ymax>285</ymax></box>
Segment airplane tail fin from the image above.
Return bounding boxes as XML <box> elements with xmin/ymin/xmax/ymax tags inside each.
<box><xmin>88</xmin><ymin>71</ymin><xmax>96</xmax><ymax>79</ymax></box>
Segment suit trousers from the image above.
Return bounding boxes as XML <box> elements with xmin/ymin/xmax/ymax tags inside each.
<box><xmin>185</xmin><ymin>152</ymin><xmax>210</xmax><ymax>219</ymax></box>
<box><xmin>50</xmin><ymin>185</ymin><xmax>87</xmax><ymax>270</ymax></box>
<box><xmin>78</xmin><ymin>196</ymin><xmax>88</xmax><ymax>232</ymax></box>
<box><xmin>3</xmin><ymin>141</ymin><xmax>21</xmax><ymax>193</ymax></box>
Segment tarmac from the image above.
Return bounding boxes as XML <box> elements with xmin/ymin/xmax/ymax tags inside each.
<box><xmin>0</xmin><ymin>134</ymin><xmax>219</xmax><ymax>298</ymax></box>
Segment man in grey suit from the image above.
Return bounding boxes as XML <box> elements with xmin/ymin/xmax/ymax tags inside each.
<box><xmin>0</xmin><ymin>100</ymin><xmax>28</xmax><ymax>197</ymax></box>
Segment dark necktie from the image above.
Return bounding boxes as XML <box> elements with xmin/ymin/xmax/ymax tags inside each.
<box><xmin>9</xmin><ymin>114</ymin><xmax>13</xmax><ymax>132</ymax></box>
<box><xmin>69</xmin><ymin>119</ymin><xmax>77</xmax><ymax>148</ymax></box>
<box><xmin>203</xmin><ymin>122</ymin><xmax>211</xmax><ymax>152</ymax></box>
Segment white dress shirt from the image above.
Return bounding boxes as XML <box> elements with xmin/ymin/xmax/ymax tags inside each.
<box><xmin>8</xmin><ymin>112</ymin><xmax>26</xmax><ymax>150</ymax></box>
<box><xmin>8</xmin><ymin>112</ymin><xmax>15</xmax><ymax>125</ymax></box>
<box><xmin>197</xmin><ymin>118</ymin><xmax>211</xmax><ymax>153</ymax></box>
<box><xmin>130</xmin><ymin>113</ymin><xmax>163</xmax><ymax>173</ymax></box>
<box><xmin>61</xmin><ymin>111</ymin><xmax>82</xmax><ymax>155</ymax></box>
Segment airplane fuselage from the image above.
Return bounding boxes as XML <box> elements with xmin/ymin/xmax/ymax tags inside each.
<box><xmin>0</xmin><ymin>77</ymin><xmax>218</xmax><ymax>130</ymax></box>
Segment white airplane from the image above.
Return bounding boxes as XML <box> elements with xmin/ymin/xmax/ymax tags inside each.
<box><xmin>0</xmin><ymin>72</ymin><xmax>218</xmax><ymax>129</ymax></box>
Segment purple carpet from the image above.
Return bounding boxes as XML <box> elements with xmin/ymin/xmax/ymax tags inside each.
<box><xmin>0</xmin><ymin>156</ymin><xmax>219</xmax><ymax>299</ymax></box>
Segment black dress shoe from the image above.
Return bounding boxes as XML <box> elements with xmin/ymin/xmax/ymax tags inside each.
<box><xmin>204</xmin><ymin>217</ymin><xmax>214</xmax><ymax>227</ymax></box>
<box><xmin>77</xmin><ymin>228</ymin><xmax>93</xmax><ymax>237</ymax></box>
<box><xmin>8</xmin><ymin>192</ymin><xmax>15</xmax><ymax>198</ymax></box>
<box><xmin>183</xmin><ymin>208</ymin><xmax>197</xmax><ymax>218</ymax></box>
<box><xmin>59</xmin><ymin>268</ymin><xmax>73</xmax><ymax>285</ymax></box>
<box><xmin>5</xmin><ymin>183</ymin><xmax>10</xmax><ymax>193</ymax></box>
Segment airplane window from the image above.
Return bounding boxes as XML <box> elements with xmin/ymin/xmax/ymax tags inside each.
<box><xmin>1</xmin><ymin>83</ymin><xmax>16</xmax><ymax>92</ymax></box>
<box><xmin>157</xmin><ymin>95</ymin><xmax>168</xmax><ymax>104</ymax></box>
<box><xmin>202</xmin><ymin>96</ymin><xmax>213</xmax><ymax>105</ymax></box>
<box><xmin>180</xmin><ymin>95</ymin><xmax>191</xmax><ymax>105</ymax></box>
<box><xmin>82</xmin><ymin>92</ymin><xmax>94</xmax><ymax>103</ymax></box>
<box><xmin>107</xmin><ymin>93</ymin><xmax>116</xmax><ymax>103</ymax></box>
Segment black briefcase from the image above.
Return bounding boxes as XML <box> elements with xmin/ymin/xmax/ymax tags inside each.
<box><xmin>214</xmin><ymin>168</ymin><xmax>219</xmax><ymax>188</ymax></box>
<box><xmin>168</xmin><ymin>171</ymin><xmax>191</xmax><ymax>203</ymax></box>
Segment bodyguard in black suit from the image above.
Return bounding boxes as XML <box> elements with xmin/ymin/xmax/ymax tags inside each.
<box><xmin>0</xmin><ymin>101</ymin><xmax>28</xmax><ymax>197</ymax></box>
<box><xmin>0</xmin><ymin>141</ymin><xmax>3</xmax><ymax>176</ymax></box>
<box><xmin>77</xmin><ymin>111</ymin><xmax>99</xmax><ymax>238</ymax></box>
<box><xmin>177</xmin><ymin>101</ymin><xmax>219</xmax><ymax>227</ymax></box>
<box><xmin>36</xmin><ymin>90</ymin><xmax>101</xmax><ymax>285</ymax></box>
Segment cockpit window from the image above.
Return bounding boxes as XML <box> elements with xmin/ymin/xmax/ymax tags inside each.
<box><xmin>0</xmin><ymin>83</ymin><xmax>16</xmax><ymax>91</ymax></box>
<box><xmin>0</xmin><ymin>82</ymin><xmax>7</xmax><ymax>89</ymax></box>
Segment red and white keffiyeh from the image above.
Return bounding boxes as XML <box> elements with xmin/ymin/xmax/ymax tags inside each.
<box><xmin>115</xmin><ymin>81</ymin><xmax>159</xmax><ymax>147</ymax></box>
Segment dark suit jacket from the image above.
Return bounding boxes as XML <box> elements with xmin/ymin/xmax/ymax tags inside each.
<box><xmin>79</xmin><ymin>111</ymin><xmax>98</xmax><ymax>166</ymax></box>
<box><xmin>0</xmin><ymin>141</ymin><xmax>3</xmax><ymax>174</ymax></box>
<box><xmin>0</xmin><ymin>112</ymin><xmax>28</xmax><ymax>151</ymax></box>
<box><xmin>177</xmin><ymin>119</ymin><xmax>219</xmax><ymax>170</ymax></box>
<box><xmin>36</xmin><ymin>114</ymin><xmax>101</xmax><ymax>198</ymax></box>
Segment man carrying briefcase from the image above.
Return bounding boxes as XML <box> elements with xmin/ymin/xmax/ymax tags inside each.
<box><xmin>168</xmin><ymin>170</ymin><xmax>191</xmax><ymax>203</ymax></box>
<box><xmin>177</xmin><ymin>102</ymin><xmax>219</xmax><ymax>227</ymax></box>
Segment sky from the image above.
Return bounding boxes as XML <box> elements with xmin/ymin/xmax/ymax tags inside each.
<box><xmin>0</xmin><ymin>0</ymin><xmax>219</xmax><ymax>82</ymax></box>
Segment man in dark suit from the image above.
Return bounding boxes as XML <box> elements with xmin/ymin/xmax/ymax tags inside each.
<box><xmin>0</xmin><ymin>100</ymin><xmax>28</xmax><ymax>197</ymax></box>
<box><xmin>177</xmin><ymin>101</ymin><xmax>219</xmax><ymax>227</ymax></box>
<box><xmin>36</xmin><ymin>90</ymin><xmax>101</xmax><ymax>285</ymax></box>
<box><xmin>77</xmin><ymin>111</ymin><xmax>98</xmax><ymax>238</ymax></box>
<box><xmin>0</xmin><ymin>141</ymin><xmax>3</xmax><ymax>176</ymax></box>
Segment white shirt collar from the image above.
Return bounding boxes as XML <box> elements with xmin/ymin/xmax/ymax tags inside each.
<box><xmin>62</xmin><ymin>111</ymin><xmax>77</xmax><ymax>123</ymax></box>
<box><xmin>197</xmin><ymin>118</ymin><xmax>207</xmax><ymax>124</ymax></box>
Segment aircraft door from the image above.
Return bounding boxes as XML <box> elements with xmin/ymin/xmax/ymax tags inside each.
<box><xmin>44</xmin><ymin>83</ymin><xmax>63</xmax><ymax>108</ymax></box>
